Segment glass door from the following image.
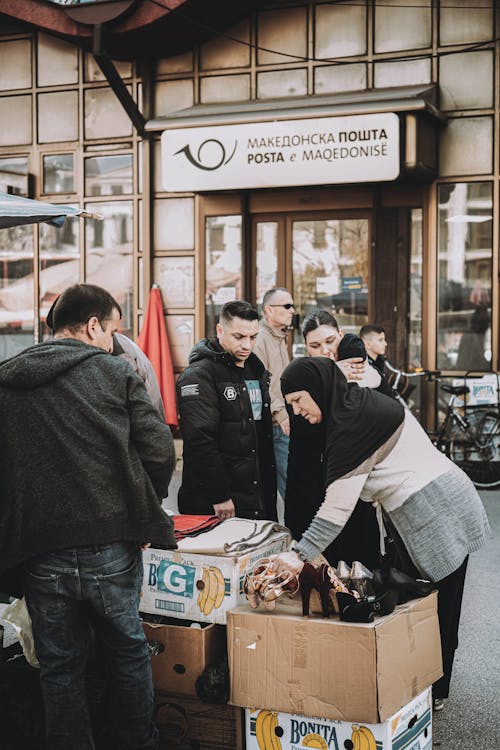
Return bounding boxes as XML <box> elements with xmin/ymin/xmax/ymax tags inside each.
<box><xmin>289</xmin><ymin>214</ymin><xmax>371</xmax><ymax>356</ymax></box>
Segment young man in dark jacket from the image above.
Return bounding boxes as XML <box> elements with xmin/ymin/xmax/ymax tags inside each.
<box><xmin>177</xmin><ymin>300</ymin><xmax>277</xmax><ymax>521</ymax></box>
<box><xmin>0</xmin><ymin>283</ymin><xmax>176</xmax><ymax>750</ymax></box>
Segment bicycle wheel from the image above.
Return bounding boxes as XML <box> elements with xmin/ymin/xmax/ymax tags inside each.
<box><xmin>448</xmin><ymin>408</ymin><xmax>500</xmax><ymax>489</ymax></box>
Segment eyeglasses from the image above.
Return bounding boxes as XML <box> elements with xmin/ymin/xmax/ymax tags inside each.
<box><xmin>269</xmin><ymin>303</ymin><xmax>295</xmax><ymax>309</ymax></box>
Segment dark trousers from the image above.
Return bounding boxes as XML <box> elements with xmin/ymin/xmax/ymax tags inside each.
<box><xmin>24</xmin><ymin>542</ymin><xmax>158</xmax><ymax>750</ymax></box>
<box><xmin>433</xmin><ymin>556</ymin><xmax>469</xmax><ymax>700</ymax></box>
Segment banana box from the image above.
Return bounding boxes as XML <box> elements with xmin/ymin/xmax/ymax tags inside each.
<box><xmin>245</xmin><ymin>688</ymin><xmax>432</xmax><ymax>750</ymax></box>
<box><xmin>140</xmin><ymin>532</ymin><xmax>290</xmax><ymax>625</ymax></box>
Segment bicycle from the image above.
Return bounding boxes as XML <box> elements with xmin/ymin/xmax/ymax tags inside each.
<box><xmin>385</xmin><ymin>361</ymin><xmax>500</xmax><ymax>489</ymax></box>
<box><xmin>431</xmin><ymin>373</ymin><xmax>500</xmax><ymax>489</ymax></box>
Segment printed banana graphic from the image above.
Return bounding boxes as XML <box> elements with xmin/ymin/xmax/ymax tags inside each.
<box><xmin>302</xmin><ymin>733</ymin><xmax>329</xmax><ymax>750</ymax></box>
<box><xmin>351</xmin><ymin>725</ymin><xmax>377</xmax><ymax>750</ymax></box>
<box><xmin>255</xmin><ymin>709</ymin><xmax>282</xmax><ymax>750</ymax></box>
<box><xmin>197</xmin><ymin>566</ymin><xmax>225</xmax><ymax>615</ymax></box>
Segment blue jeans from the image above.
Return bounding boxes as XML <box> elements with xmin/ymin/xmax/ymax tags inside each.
<box><xmin>24</xmin><ymin>542</ymin><xmax>158</xmax><ymax>750</ymax></box>
<box><xmin>273</xmin><ymin>424</ymin><xmax>290</xmax><ymax>500</ymax></box>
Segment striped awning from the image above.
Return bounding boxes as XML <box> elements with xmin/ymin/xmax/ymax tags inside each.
<box><xmin>0</xmin><ymin>192</ymin><xmax>100</xmax><ymax>229</ymax></box>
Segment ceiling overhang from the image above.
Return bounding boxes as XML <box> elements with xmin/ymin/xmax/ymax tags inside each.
<box><xmin>0</xmin><ymin>0</ymin><xmax>263</xmax><ymax>61</ymax></box>
<box><xmin>146</xmin><ymin>85</ymin><xmax>447</xmax><ymax>132</ymax></box>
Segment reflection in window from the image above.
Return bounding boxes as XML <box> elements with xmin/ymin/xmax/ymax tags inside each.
<box><xmin>292</xmin><ymin>219</ymin><xmax>369</xmax><ymax>356</ymax></box>
<box><xmin>0</xmin><ymin>156</ymin><xmax>29</xmax><ymax>196</ymax></box>
<box><xmin>205</xmin><ymin>215</ymin><xmax>242</xmax><ymax>337</ymax></box>
<box><xmin>43</xmin><ymin>154</ymin><xmax>74</xmax><ymax>194</ymax></box>
<box><xmin>408</xmin><ymin>209</ymin><xmax>423</xmax><ymax>369</ymax></box>
<box><xmin>437</xmin><ymin>183</ymin><xmax>492</xmax><ymax>371</ymax></box>
<box><xmin>85</xmin><ymin>201</ymin><xmax>134</xmax><ymax>335</ymax></box>
<box><xmin>85</xmin><ymin>155</ymin><xmax>133</xmax><ymax>196</ymax></box>
<box><xmin>0</xmin><ymin>224</ymin><xmax>35</xmax><ymax>361</ymax></box>
<box><xmin>39</xmin><ymin>215</ymin><xmax>80</xmax><ymax>339</ymax></box>
<box><xmin>256</xmin><ymin>222</ymin><xmax>278</xmax><ymax>309</ymax></box>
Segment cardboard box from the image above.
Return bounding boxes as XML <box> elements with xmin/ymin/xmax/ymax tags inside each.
<box><xmin>143</xmin><ymin>619</ymin><xmax>226</xmax><ymax>695</ymax></box>
<box><xmin>245</xmin><ymin>688</ymin><xmax>432</xmax><ymax>750</ymax></box>
<box><xmin>154</xmin><ymin>690</ymin><xmax>244</xmax><ymax>750</ymax></box>
<box><xmin>141</xmin><ymin>532</ymin><xmax>290</xmax><ymax>625</ymax></box>
<box><xmin>228</xmin><ymin>593</ymin><xmax>442</xmax><ymax>723</ymax></box>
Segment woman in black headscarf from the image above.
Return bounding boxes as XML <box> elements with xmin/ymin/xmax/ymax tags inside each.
<box><xmin>284</xmin><ymin>310</ymin><xmax>390</xmax><ymax>570</ymax></box>
<box><xmin>276</xmin><ymin>356</ymin><xmax>490</xmax><ymax>710</ymax></box>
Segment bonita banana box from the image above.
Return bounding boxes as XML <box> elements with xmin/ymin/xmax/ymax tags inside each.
<box><xmin>245</xmin><ymin>688</ymin><xmax>432</xmax><ymax>750</ymax></box>
<box><xmin>140</xmin><ymin>532</ymin><xmax>290</xmax><ymax>625</ymax></box>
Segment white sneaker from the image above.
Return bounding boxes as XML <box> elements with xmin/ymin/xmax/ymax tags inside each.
<box><xmin>433</xmin><ymin>697</ymin><xmax>444</xmax><ymax>712</ymax></box>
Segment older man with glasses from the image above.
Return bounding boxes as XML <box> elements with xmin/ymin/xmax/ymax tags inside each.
<box><xmin>254</xmin><ymin>287</ymin><xmax>295</xmax><ymax>516</ymax></box>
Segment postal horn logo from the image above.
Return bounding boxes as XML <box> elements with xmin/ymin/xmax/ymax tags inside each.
<box><xmin>175</xmin><ymin>138</ymin><xmax>237</xmax><ymax>171</ymax></box>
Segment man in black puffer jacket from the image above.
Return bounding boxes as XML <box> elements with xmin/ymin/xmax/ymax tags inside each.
<box><xmin>177</xmin><ymin>300</ymin><xmax>277</xmax><ymax>521</ymax></box>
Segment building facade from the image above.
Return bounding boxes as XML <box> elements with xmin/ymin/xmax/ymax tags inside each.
<box><xmin>0</xmin><ymin>0</ymin><xmax>497</xmax><ymax>422</ymax></box>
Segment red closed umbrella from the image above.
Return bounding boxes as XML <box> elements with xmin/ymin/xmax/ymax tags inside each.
<box><xmin>137</xmin><ymin>285</ymin><xmax>178</xmax><ymax>430</ymax></box>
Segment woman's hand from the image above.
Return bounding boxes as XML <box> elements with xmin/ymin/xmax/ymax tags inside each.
<box><xmin>335</xmin><ymin>357</ymin><xmax>366</xmax><ymax>381</ymax></box>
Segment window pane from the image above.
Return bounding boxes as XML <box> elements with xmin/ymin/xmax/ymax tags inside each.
<box><xmin>200</xmin><ymin>20</ymin><xmax>250</xmax><ymax>70</ymax></box>
<box><xmin>200</xmin><ymin>74</ymin><xmax>250</xmax><ymax>104</ymax></box>
<box><xmin>256</xmin><ymin>222</ymin><xmax>278</xmax><ymax>308</ymax></box>
<box><xmin>0</xmin><ymin>224</ymin><xmax>35</xmax><ymax>361</ymax></box>
<box><xmin>440</xmin><ymin>51</ymin><xmax>493</xmax><ymax>111</ymax></box>
<box><xmin>85</xmin><ymin>201</ymin><xmax>134</xmax><ymax>334</ymax></box>
<box><xmin>409</xmin><ymin>209</ymin><xmax>423</xmax><ymax>370</ymax></box>
<box><xmin>85</xmin><ymin>155</ymin><xmax>133</xmax><ymax>196</ymax></box>
<box><xmin>292</xmin><ymin>218</ymin><xmax>369</xmax><ymax>355</ymax></box>
<box><xmin>157</xmin><ymin>52</ymin><xmax>193</xmax><ymax>75</ymax></box>
<box><xmin>154</xmin><ymin>80</ymin><xmax>194</xmax><ymax>116</ymax></box>
<box><xmin>43</xmin><ymin>154</ymin><xmax>74</xmax><ymax>194</ymax></box>
<box><xmin>374</xmin><ymin>59</ymin><xmax>431</xmax><ymax>88</ymax></box>
<box><xmin>0</xmin><ymin>95</ymin><xmax>32</xmax><ymax>146</ymax></box>
<box><xmin>154</xmin><ymin>198</ymin><xmax>194</xmax><ymax>251</ymax></box>
<box><xmin>315</xmin><ymin>4</ymin><xmax>366</xmax><ymax>59</ymax></box>
<box><xmin>440</xmin><ymin>117</ymin><xmax>493</xmax><ymax>176</ymax></box>
<box><xmin>84</xmin><ymin>54</ymin><xmax>132</xmax><ymax>81</ymax></box>
<box><xmin>84</xmin><ymin>88</ymin><xmax>133</xmax><ymax>139</ymax></box>
<box><xmin>257</xmin><ymin>7</ymin><xmax>307</xmax><ymax>65</ymax></box>
<box><xmin>0</xmin><ymin>40</ymin><xmax>31</xmax><ymax>91</ymax></box>
<box><xmin>314</xmin><ymin>64</ymin><xmax>366</xmax><ymax>95</ymax></box>
<box><xmin>0</xmin><ymin>156</ymin><xmax>29</xmax><ymax>196</ymax></box>
<box><xmin>166</xmin><ymin>314</ymin><xmax>194</xmax><ymax>369</ymax></box>
<box><xmin>440</xmin><ymin>0</ymin><xmax>493</xmax><ymax>45</ymax></box>
<box><xmin>375</xmin><ymin>0</ymin><xmax>431</xmax><ymax>53</ymax></box>
<box><xmin>39</xmin><ymin>214</ymin><xmax>80</xmax><ymax>338</ymax></box>
<box><xmin>38</xmin><ymin>91</ymin><xmax>79</xmax><ymax>143</ymax></box>
<box><xmin>37</xmin><ymin>33</ymin><xmax>78</xmax><ymax>86</ymax></box>
<box><xmin>257</xmin><ymin>69</ymin><xmax>307</xmax><ymax>99</ymax></box>
<box><xmin>437</xmin><ymin>183</ymin><xmax>492</xmax><ymax>371</ymax></box>
<box><xmin>205</xmin><ymin>215</ymin><xmax>242</xmax><ymax>336</ymax></box>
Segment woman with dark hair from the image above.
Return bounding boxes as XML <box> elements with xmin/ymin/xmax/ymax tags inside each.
<box><xmin>277</xmin><ymin>356</ymin><xmax>490</xmax><ymax>711</ymax></box>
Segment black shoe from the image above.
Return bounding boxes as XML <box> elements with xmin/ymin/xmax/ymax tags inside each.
<box><xmin>373</xmin><ymin>567</ymin><xmax>433</xmax><ymax>604</ymax></box>
<box><xmin>336</xmin><ymin>592</ymin><xmax>375</xmax><ymax>623</ymax></box>
<box><xmin>366</xmin><ymin>588</ymin><xmax>398</xmax><ymax>617</ymax></box>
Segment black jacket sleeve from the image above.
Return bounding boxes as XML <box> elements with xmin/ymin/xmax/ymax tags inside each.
<box><xmin>177</xmin><ymin>364</ymin><xmax>232</xmax><ymax>504</ymax></box>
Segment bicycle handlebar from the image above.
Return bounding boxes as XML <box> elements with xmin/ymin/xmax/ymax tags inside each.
<box><xmin>384</xmin><ymin>361</ymin><xmax>441</xmax><ymax>381</ymax></box>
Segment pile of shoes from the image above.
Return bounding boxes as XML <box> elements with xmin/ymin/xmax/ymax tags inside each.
<box><xmin>243</xmin><ymin>555</ymin><xmax>434</xmax><ymax>624</ymax></box>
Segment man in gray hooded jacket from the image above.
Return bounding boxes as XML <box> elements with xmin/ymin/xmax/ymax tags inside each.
<box><xmin>0</xmin><ymin>283</ymin><xmax>176</xmax><ymax>750</ymax></box>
